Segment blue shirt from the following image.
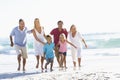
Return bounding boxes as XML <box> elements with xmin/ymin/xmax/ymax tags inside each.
<box><xmin>43</xmin><ymin>42</ymin><xmax>55</xmax><ymax>59</ymax></box>
<box><xmin>10</xmin><ymin>26</ymin><xmax>27</xmax><ymax>47</ymax></box>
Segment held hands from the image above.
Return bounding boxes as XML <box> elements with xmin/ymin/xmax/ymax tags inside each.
<box><xmin>42</xmin><ymin>42</ymin><xmax>46</xmax><ymax>45</ymax></box>
<box><xmin>40</xmin><ymin>41</ymin><xmax>46</xmax><ymax>45</ymax></box>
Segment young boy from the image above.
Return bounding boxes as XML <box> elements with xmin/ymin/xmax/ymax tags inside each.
<box><xmin>44</xmin><ymin>35</ymin><xmax>55</xmax><ymax>72</ymax></box>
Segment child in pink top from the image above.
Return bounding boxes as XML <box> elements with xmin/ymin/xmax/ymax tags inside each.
<box><xmin>57</xmin><ymin>33</ymin><xmax>76</xmax><ymax>70</ymax></box>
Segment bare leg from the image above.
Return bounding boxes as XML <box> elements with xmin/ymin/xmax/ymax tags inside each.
<box><xmin>45</xmin><ymin>63</ymin><xmax>49</xmax><ymax>69</ymax></box>
<box><xmin>78</xmin><ymin>58</ymin><xmax>81</xmax><ymax>67</ymax></box>
<box><xmin>59</xmin><ymin>54</ymin><xmax>62</xmax><ymax>67</ymax></box>
<box><xmin>63</xmin><ymin>55</ymin><xmax>66</xmax><ymax>68</ymax></box>
<box><xmin>41</xmin><ymin>56</ymin><xmax>44</xmax><ymax>70</ymax></box>
<box><xmin>50</xmin><ymin>62</ymin><xmax>53</xmax><ymax>72</ymax></box>
<box><xmin>73</xmin><ymin>61</ymin><xmax>76</xmax><ymax>70</ymax></box>
<box><xmin>23</xmin><ymin>58</ymin><xmax>26</xmax><ymax>71</ymax></box>
<box><xmin>55</xmin><ymin>47</ymin><xmax>60</xmax><ymax>66</ymax></box>
<box><xmin>57</xmin><ymin>56</ymin><xmax>60</xmax><ymax>66</ymax></box>
<box><xmin>61</xmin><ymin>54</ymin><xmax>64</xmax><ymax>68</ymax></box>
<box><xmin>36</xmin><ymin>55</ymin><xmax>39</xmax><ymax>68</ymax></box>
<box><xmin>17</xmin><ymin>54</ymin><xmax>21</xmax><ymax>71</ymax></box>
<box><xmin>73</xmin><ymin>61</ymin><xmax>76</xmax><ymax>67</ymax></box>
<box><xmin>45</xmin><ymin>62</ymin><xmax>49</xmax><ymax>72</ymax></box>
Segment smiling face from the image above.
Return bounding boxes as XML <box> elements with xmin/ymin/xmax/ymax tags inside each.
<box><xmin>34</xmin><ymin>18</ymin><xmax>40</xmax><ymax>28</ymax></box>
<box><xmin>57</xmin><ymin>21</ymin><xmax>63</xmax><ymax>29</ymax></box>
<box><xmin>19</xmin><ymin>19</ymin><xmax>25</xmax><ymax>30</ymax></box>
<box><xmin>59</xmin><ymin>33</ymin><xmax>66</xmax><ymax>41</ymax></box>
<box><xmin>70</xmin><ymin>25</ymin><xmax>77</xmax><ymax>33</ymax></box>
<box><xmin>46</xmin><ymin>35</ymin><xmax>52</xmax><ymax>44</ymax></box>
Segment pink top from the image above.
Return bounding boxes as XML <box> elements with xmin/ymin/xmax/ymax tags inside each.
<box><xmin>59</xmin><ymin>41</ymin><xmax>67</xmax><ymax>53</ymax></box>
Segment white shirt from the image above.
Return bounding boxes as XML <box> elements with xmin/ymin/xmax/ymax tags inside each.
<box><xmin>69</xmin><ymin>31</ymin><xmax>83</xmax><ymax>48</ymax></box>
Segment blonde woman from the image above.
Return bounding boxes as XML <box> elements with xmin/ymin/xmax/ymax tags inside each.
<box><xmin>32</xmin><ymin>18</ymin><xmax>46</xmax><ymax>72</ymax></box>
<box><xmin>68</xmin><ymin>25</ymin><xmax>87</xmax><ymax>70</ymax></box>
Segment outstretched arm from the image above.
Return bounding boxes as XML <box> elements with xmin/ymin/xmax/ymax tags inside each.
<box><xmin>82</xmin><ymin>38</ymin><xmax>87</xmax><ymax>48</ymax></box>
<box><xmin>44</xmin><ymin>33</ymin><xmax>47</xmax><ymax>40</ymax></box>
<box><xmin>66</xmin><ymin>40</ymin><xmax>77</xmax><ymax>48</ymax></box>
<box><xmin>27</xmin><ymin>29</ymin><xmax>33</xmax><ymax>34</ymax></box>
<box><xmin>32</xmin><ymin>29</ymin><xmax>45</xmax><ymax>45</ymax></box>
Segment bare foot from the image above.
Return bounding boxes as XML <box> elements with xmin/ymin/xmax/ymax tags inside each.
<box><xmin>41</xmin><ymin>67</ymin><xmax>44</xmax><ymax>70</ymax></box>
<box><xmin>64</xmin><ymin>66</ymin><xmax>67</xmax><ymax>69</ymax></box>
<box><xmin>41</xmin><ymin>67</ymin><xmax>44</xmax><ymax>72</ymax></box>
<box><xmin>17</xmin><ymin>67</ymin><xmax>20</xmax><ymax>71</ymax></box>
<box><xmin>59</xmin><ymin>67</ymin><xmax>63</xmax><ymax>71</ymax></box>
<box><xmin>73</xmin><ymin>67</ymin><xmax>76</xmax><ymax>70</ymax></box>
<box><xmin>50</xmin><ymin>69</ymin><xmax>53</xmax><ymax>72</ymax></box>
<box><xmin>41</xmin><ymin>69</ymin><xmax>44</xmax><ymax>72</ymax></box>
<box><xmin>36</xmin><ymin>64</ymin><xmax>39</xmax><ymax>68</ymax></box>
<box><xmin>45</xmin><ymin>69</ymin><xmax>47</xmax><ymax>72</ymax></box>
<box><xmin>79</xmin><ymin>65</ymin><xmax>81</xmax><ymax>67</ymax></box>
<box><xmin>23</xmin><ymin>68</ymin><xmax>26</xmax><ymax>71</ymax></box>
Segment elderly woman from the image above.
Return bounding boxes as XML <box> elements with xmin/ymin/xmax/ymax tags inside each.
<box><xmin>68</xmin><ymin>24</ymin><xmax>87</xmax><ymax>70</ymax></box>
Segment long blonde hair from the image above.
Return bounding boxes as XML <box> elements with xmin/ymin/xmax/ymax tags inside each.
<box><xmin>34</xmin><ymin>18</ymin><xmax>40</xmax><ymax>29</ymax></box>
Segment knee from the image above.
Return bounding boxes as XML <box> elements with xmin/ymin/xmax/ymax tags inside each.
<box><xmin>23</xmin><ymin>58</ymin><xmax>26</xmax><ymax>61</ymax></box>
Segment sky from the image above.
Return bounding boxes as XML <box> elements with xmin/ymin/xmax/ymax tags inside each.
<box><xmin>0</xmin><ymin>0</ymin><xmax>120</xmax><ymax>38</ymax></box>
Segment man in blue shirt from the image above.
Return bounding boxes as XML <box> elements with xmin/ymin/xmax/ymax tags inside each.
<box><xmin>10</xmin><ymin>19</ymin><xmax>28</xmax><ymax>71</ymax></box>
<box><xmin>44</xmin><ymin>35</ymin><xmax>55</xmax><ymax>72</ymax></box>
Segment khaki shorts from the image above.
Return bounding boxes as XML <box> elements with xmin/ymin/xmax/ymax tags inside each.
<box><xmin>54</xmin><ymin>46</ymin><xmax>59</xmax><ymax>58</ymax></box>
<box><xmin>14</xmin><ymin>45</ymin><xmax>28</xmax><ymax>59</ymax></box>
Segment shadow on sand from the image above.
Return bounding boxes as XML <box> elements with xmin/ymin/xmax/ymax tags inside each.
<box><xmin>0</xmin><ymin>72</ymin><xmax>40</xmax><ymax>79</ymax></box>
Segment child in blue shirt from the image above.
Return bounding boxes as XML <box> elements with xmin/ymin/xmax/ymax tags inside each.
<box><xmin>44</xmin><ymin>35</ymin><xmax>55</xmax><ymax>72</ymax></box>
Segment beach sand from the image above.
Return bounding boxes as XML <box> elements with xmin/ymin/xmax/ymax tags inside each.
<box><xmin>0</xmin><ymin>49</ymin><xmax>120</xmax><ymax>80</ymax></box>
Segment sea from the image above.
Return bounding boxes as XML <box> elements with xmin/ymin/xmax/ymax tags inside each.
<box><xmin>1</xmin><ymin>32</ymin><xmax>120</xmax><ymax>56</ymax></box>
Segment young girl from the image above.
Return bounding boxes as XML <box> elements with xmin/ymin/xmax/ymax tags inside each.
<box><xmin>32</xmin><ymin>18</ymin><xmax>46</xmax><ymax>72</ymax></box>
<box><xmin>57</xmin><ymin>33</ymin><xmax>76</xmax><ymax>70</ymax></box>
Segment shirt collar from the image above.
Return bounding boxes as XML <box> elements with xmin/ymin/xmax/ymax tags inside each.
<box><xmin>18</xmin><ymin>26</ymin><xmax>25</xmax><ymax>32</ymax></box>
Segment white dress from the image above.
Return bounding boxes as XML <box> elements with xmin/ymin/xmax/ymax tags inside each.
<box><xmin>68</xmin><ymin>31</ymin><xmax>83</xmax><ymax>62</ymax></box>
<box><xmin>34</xmin><ymin>28</ymin><xmax>45</xmax><ymax>56</ymax></box>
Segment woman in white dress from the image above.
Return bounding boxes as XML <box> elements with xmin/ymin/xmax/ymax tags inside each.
<box><xmin>68</xmin><ymin>24</ymin><xmax>87</xmax><ymax>69</ymax></box>
<box><xmin>32</xmin><ymin>18</ymin><xmax>46</xmax><ymax>72</ymax></box>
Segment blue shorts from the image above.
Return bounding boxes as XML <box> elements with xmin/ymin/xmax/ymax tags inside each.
<box><xmin>46</xmin><ymin>58</ymin><xmax>54</xmax><ymax>64</ymax></box>
<box><xmin>59</xmin><ymin>52</ymin><xmax>67</xmax><ymax>56</ymax></box>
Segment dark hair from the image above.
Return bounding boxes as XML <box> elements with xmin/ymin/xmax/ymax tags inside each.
<box><xmin>57</xmin><ymin>20</ymin><xmax>63</xmax><ymax>24</ymax></box>
<box><xmin>19</xmin><ymin>19</ymin><xmax>24</xmax><ymax>23</ymax></box>
<box><xmin>46</xmin><ymin>35</ymin><xmax>51</xmax><ymax>38</ymax></box>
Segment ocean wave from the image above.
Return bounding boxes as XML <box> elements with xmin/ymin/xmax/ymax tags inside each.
<box><xmin>1</xmin><ymin>33</ymin><xmax>120</xmax><ymax>55</ymax></box>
